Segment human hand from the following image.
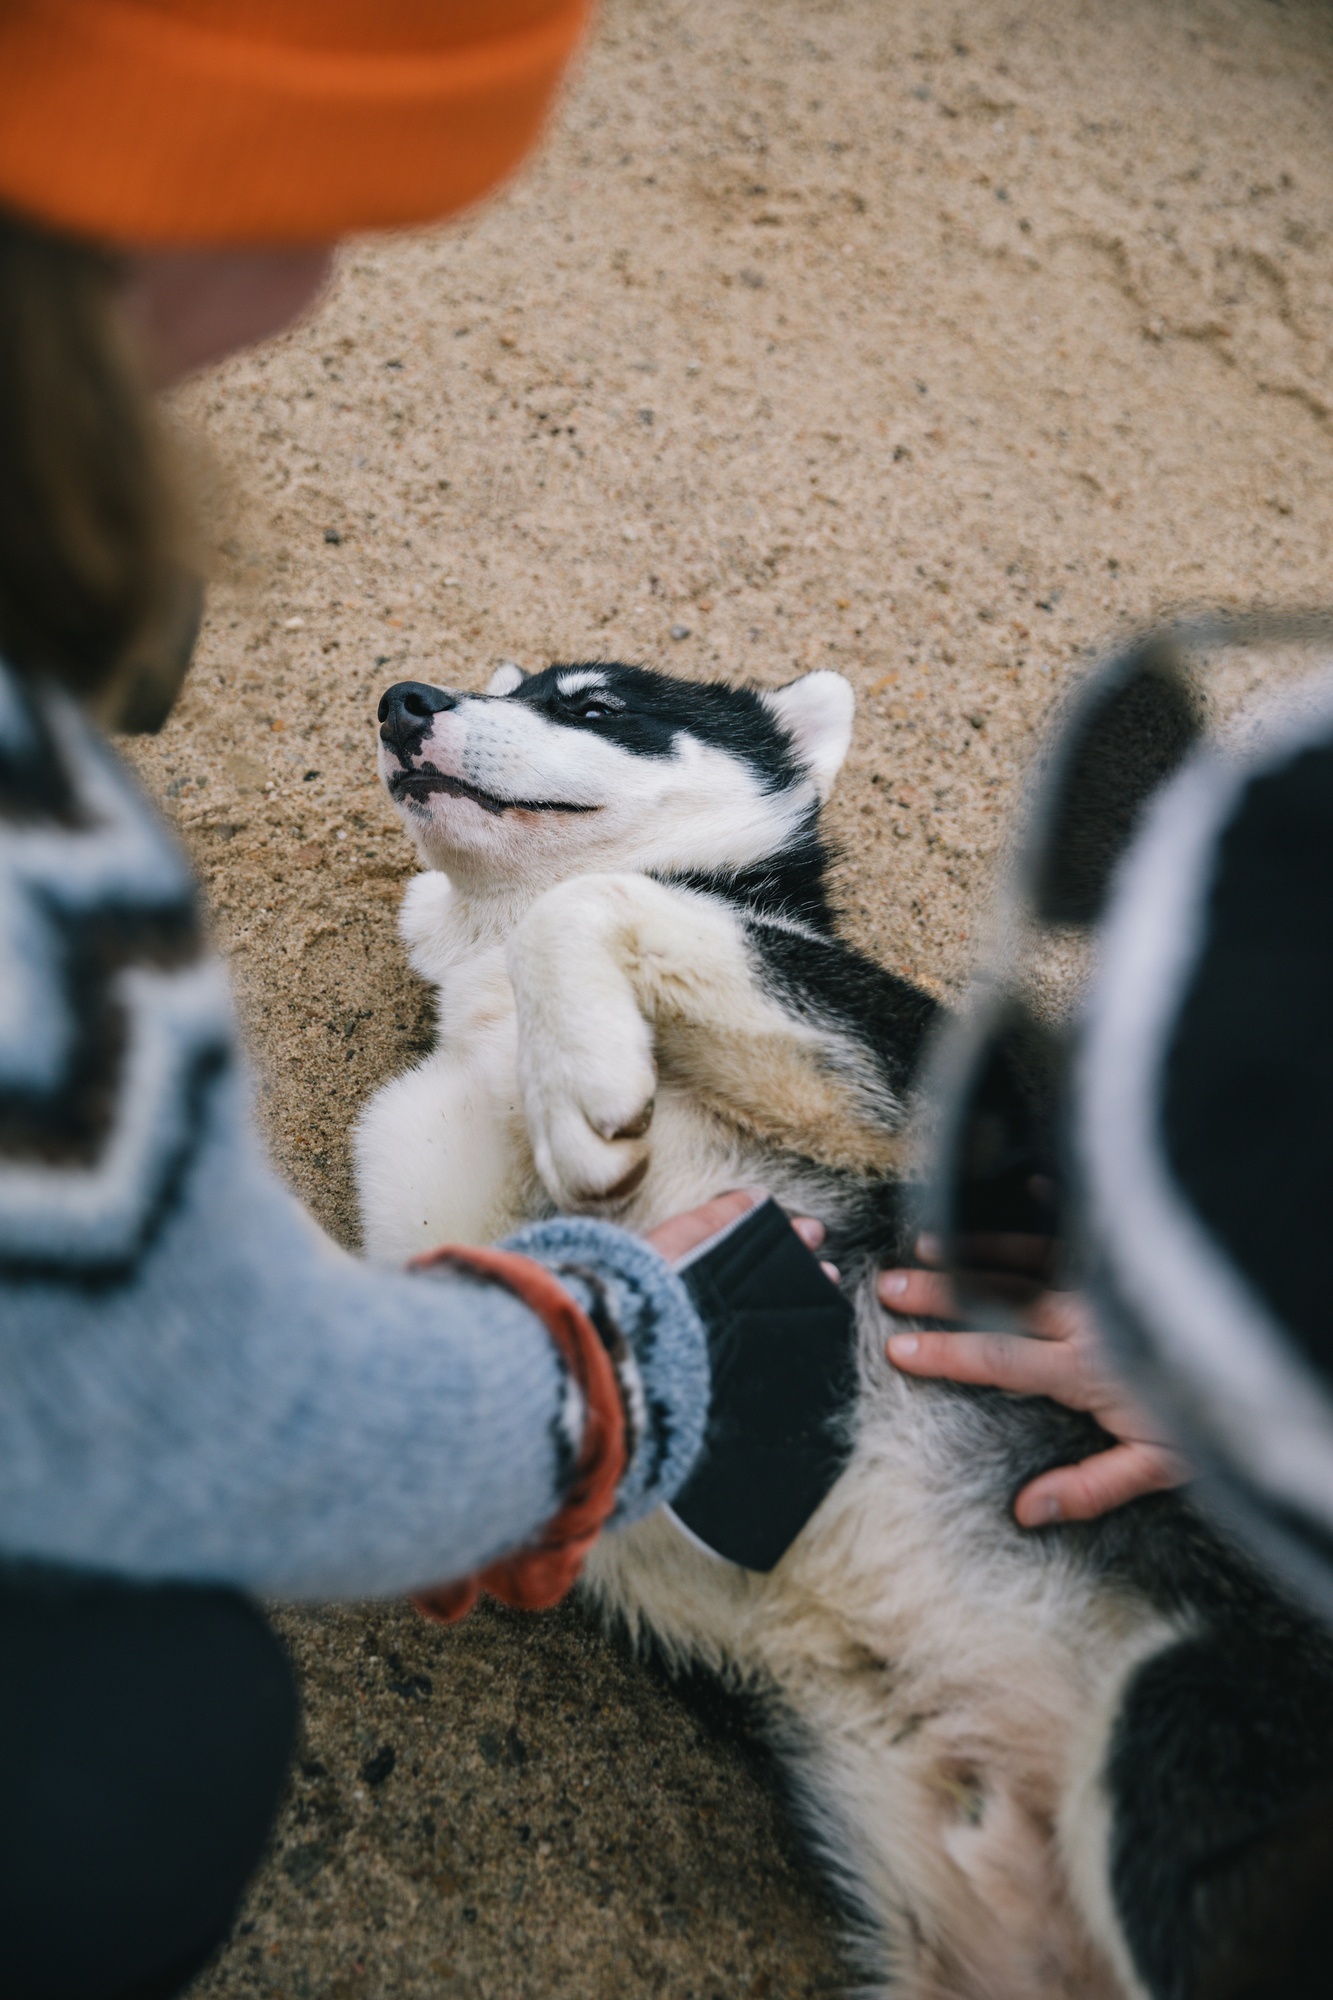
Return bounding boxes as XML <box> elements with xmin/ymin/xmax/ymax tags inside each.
<box><xmin>647</xmin><ymin>1189</ymin><xmax>837</xmax><ymax>1282</ymax></box>
<box><xmin>877</xmin><ymin>1237</ymin><xmax>1190</xmax><ymax>1526</ymax></box>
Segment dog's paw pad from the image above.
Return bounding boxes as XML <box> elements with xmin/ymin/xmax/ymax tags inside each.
<box><xmin>528</xmin><ymin>1097</ymin><xmax>653</xmax><ymax>1211</ymax></box>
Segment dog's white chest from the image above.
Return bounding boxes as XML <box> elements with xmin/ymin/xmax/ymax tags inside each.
<box><xmin>355</xmin><ymin>914</ymin><xmax>538</xmax><ymax>1259</ymax></box>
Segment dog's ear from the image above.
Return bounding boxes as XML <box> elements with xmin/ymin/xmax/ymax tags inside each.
<box><xmin>487</xmin><ymin>661</ymin><xmax>527</xmax><ymax>697</ymax></box>
<box><xmin>763</xmin><ymin>671</ymin><xmax>854</xmax><ymax>800</ymax></box>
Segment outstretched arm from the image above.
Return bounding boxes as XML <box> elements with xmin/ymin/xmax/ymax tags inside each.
<box><xmin>878</xmin><ymin>1243</ymin><xmax>1191</xmax><ymax>1525</ymax></box>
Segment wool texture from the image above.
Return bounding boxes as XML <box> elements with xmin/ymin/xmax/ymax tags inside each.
<box><xmin>504</xmin><ymin>1216</ymin><xmax>711</xmax><ymax>1526</ymax></box>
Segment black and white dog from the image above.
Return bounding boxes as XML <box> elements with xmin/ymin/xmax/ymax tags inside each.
<box><xmin>357</xmin><ymin>660</ymin><xmax>1333</xmax><ymax>2000</ymax></box>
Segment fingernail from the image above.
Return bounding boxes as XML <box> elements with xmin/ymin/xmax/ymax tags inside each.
<box><xmin>821</xmin><ymin>1262</ymin><xmax>841</xmax><ymax>1286</ymax></box>
<box><xmin>1035</xmin><ymin>1495</ymin><xmax>1063</xmax><ymax>1523</ymax></box>
<box><xmin>881</xmin><ymin>1272</ymin><xmax>909</xmax><ymax>1298</ymax></box>
<box><xmin>888</xmin><ymin>1334</ymin><xmax>918</xmax><ymax>1359</ymax></box>
<box><xmin>792</xmin><ymin>1217</ymin><xmax>825</xmax><ymax>1247</ymax></box>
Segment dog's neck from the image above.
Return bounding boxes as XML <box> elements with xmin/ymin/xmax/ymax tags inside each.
<box><xmin>434</xmin><ymin>875</ymin><xmax>554</xmax><ymax>953</ymax></box>
<box><xmin>654</xmin><ymin>836</ymin><xmax>837</xmax><ymax>935</ymax></box>
<box><xmin>411</xmin><ymin>823</ymin><xmax>837</xmax><ymax>959</ymax></box>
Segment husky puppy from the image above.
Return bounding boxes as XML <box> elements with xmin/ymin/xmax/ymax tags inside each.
<box><xmin>357</xmin><ymin>660</ymin><xmax>1333</xmax><ymax>2000</ymax></box>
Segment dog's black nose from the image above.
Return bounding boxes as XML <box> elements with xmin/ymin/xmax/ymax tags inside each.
<box><xmin>378</xmin><ymin>681</ymin><xmax>457</xmax><ymax>752</ymax></box>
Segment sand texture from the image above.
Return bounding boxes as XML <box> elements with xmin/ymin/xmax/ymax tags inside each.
<box><xmin>125</xmin><ymin>0</ymin><xmax>1333</xmax><ymax>1993</ymax></box>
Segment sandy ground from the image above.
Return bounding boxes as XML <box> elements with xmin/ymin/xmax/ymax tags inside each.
<box><xmin>121</xmin><ymin>0</ymin><xmax>1333</xmax><ymax>1992</ymax></box>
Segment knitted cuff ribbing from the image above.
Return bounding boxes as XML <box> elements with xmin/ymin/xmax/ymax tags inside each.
<box><xmin>501</xmin><ymin>1218</ymin><xmax>710</xmax><ymax>1526</ymax></box>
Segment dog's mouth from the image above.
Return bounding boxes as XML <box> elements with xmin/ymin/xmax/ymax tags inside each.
<box><xmin>387</xmin><ymin>764</ymin><xmax>599</xmax><ymax>817</ymax></box>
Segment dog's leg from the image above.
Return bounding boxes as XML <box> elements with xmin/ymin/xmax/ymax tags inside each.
<box><xmin>507</xmin><ymin>873</ymin><xmax>901</xmax><ymax>1207</ymax></box>
<box><xmin>1087</xmin><ymin>1618</ymin><xmax>1333</xmax><ymax>2000</ymax></box>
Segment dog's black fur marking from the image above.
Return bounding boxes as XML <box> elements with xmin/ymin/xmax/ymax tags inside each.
<box><xmin>1108</xmin><ymin>1618</ymin><xmax>1333</xmax><ymax>2000</ymax></box>
<box><xmin>748</xmin><ymin>919</ymin><xmax>942</xmax><ymax>1103</ymax></box>
<box><xmin>508</xmin><ymin>661</ymin><xmax>806</xmax><ymax>790</ymax></box>
<box><xmin>659</xmin><ymin>818</ymin><xmax>835</xmax><ymax>931</ymax></box>
<box><xmin>654</xmin><ymin>677</ymin><xmax>1333</xmax><ymax>1997</ymax></box>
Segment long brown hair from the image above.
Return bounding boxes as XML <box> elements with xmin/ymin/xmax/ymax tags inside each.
<box><xmin>0</xmin><ymin>210</ymin><xmax>193</xmax><ymax>730</ymax></box>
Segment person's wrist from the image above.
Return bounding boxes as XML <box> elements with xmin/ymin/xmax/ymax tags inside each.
<box><xmin>500</xmin><ymin>1216</ymin><xmax>710</xmax><ymax>1525</ymax></box>
<box><xmin>407</xmin><ymin>1243</ymin><xmax>627</xmax><ymax>1622</ymax></box>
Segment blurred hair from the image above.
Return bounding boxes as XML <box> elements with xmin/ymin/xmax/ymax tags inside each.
<box><xmin>0</xmin><ymin>209</ymin><xmax>196</xmax><ymax>731</ymax></box>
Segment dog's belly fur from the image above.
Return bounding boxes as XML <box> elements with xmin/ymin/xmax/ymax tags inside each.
<box><xmin>585</xmin><ymin>1372</ymin><xmax>1161</xmax><ymax>2000</ymax></box>
<box><xmin>586</xmin><ymin>1225</ymin><xmax>1207</xmax><ymax>1998</ymax></box>
<box><xmin>359</xmin><ymin>833</ymin><xmax>1333</xmax><ymax>1995</ymax></box>
<box><xmin>356</xmin><ymin>879</ymin><xmax>1158</xmax><ymax>1998</ymax></box>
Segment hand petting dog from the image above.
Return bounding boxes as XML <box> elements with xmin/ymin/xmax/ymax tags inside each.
<box><xmin>646</xmin><ymin>1187</ymin><xmax>838</xmax><ymax>1282</ymax></box>
<box><xmin>879</xmin><ymin>1240</ymin><xmax>1191</xmax><ymax>1527</ymax></box>
<box><xmin>651</xmin><ymin>1195</ymin><xmax>1190</xmax><ymax>1528</ymax></box>
<box><xmin>652</xmin><ymin>1193</ymin><xmax>1189</xmax><ymax>1528</ymax></box>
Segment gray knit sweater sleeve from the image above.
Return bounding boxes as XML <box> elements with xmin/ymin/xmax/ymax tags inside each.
<box><xmin>0</xmin><ymin>663</ymin><xmax>708</xmax><ymax>1600</ymax></box>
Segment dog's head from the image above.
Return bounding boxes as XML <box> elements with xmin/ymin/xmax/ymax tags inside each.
<box><xmin>376</xmin><ymin>660</ymin><xmax>854</xmax><ymax>891</ymax></box>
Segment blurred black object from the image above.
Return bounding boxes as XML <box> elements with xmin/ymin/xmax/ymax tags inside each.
<box><xmin>925</xmin><ymin>609</ymin><xmax>1333</xmax><ymax>1626</ymax></box>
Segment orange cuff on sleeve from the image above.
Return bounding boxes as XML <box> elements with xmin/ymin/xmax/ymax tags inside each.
<box><xmin>0</xmin><ymin>0</ymin><xmax>591</xmax><ymax>245</ymax></box>
<box><xmin>407</xmin><ymin>1243</ymin><xmax>627</xmax><ymax>1626</ymax></box>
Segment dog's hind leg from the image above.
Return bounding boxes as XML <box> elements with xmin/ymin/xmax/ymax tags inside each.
<box><xmin>1091</xmin><ymin>1621</ymin><xmax>1333</xmax><ymax>2000</ymax></box>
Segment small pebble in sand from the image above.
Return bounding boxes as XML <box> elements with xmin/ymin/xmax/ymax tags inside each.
<box><xmin>670</xmin><ymin>624</ymin><xmax>691</xmax><ymax>641</ymax></box>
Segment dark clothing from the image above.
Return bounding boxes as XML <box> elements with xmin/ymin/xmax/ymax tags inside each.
<box><xmin>0</xmin><ymin>1567</ymin><xmax>295</xmax><ymax>2000</ymax></box>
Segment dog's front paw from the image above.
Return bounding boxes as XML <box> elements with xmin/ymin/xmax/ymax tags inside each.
<box><xmin>523</xmin><ymin>1049</ymin><xmax>657</xmax><ymax>1208</ymax></box>
<box><xmin>509</xmin><ymin>876</ymin><xmax>663</xmax><ymax>1209</ymax></box>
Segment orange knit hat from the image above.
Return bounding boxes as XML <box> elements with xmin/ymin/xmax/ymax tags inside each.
<box><xmin>0</xmin><ymin>0</ymin><xmax>591</xmax><ymax>245</ymax></box>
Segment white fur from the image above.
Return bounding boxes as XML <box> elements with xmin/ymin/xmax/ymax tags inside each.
<box><xmin>356</xmin><ymin>667</ymin><xmax>1176</xmax><ymax>1997</ymax></box>
<box><xmin>486</xmin><ymin>660</ymin><xmax>527</xmax><ymax>697</ymax></box>
<box><xmin>762</xmin><ymin>670</ymin><xmax>856</xmax><ymax>802</ymax></box>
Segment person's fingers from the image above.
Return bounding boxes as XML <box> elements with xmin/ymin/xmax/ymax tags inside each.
<box><xmin>644</xmin><ymin>1187</ymin><xmax>765</xmax><ymax>1266</ymax></box>
<box><xmin>887</xmin><ymin>1327</ymin><xmax>1090</xmax><ymax>1402</ymax></box>
<box><xmin>1014</xmin><ymin>1441</ymin><xmax>1191</xmax><ymax>1527</ymax></box>
<box><xmin>877</xmin><ymin>1268</ymin><xmax>959</xmax><ymax>1319</ymax></box>
<box><xmin>644</xmin><ymin>1191</ymin><xmax>836</xmax><ymax>1271</ymax></box>
<box><xmin>769</xmin><ymin>1212</ymin><xmax>839</xmax><ymax>1283</ymax></box>
<box><xmin>885</xmin><ymin>1260</ymin><xmax>1088</xmax><ymax>1353</ymax></box>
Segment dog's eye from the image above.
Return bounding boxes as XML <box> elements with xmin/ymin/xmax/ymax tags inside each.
<box><xmin>572</xmin><ymin>699</ymin><xmax>611</xmax><ymax>721</ymax></box>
